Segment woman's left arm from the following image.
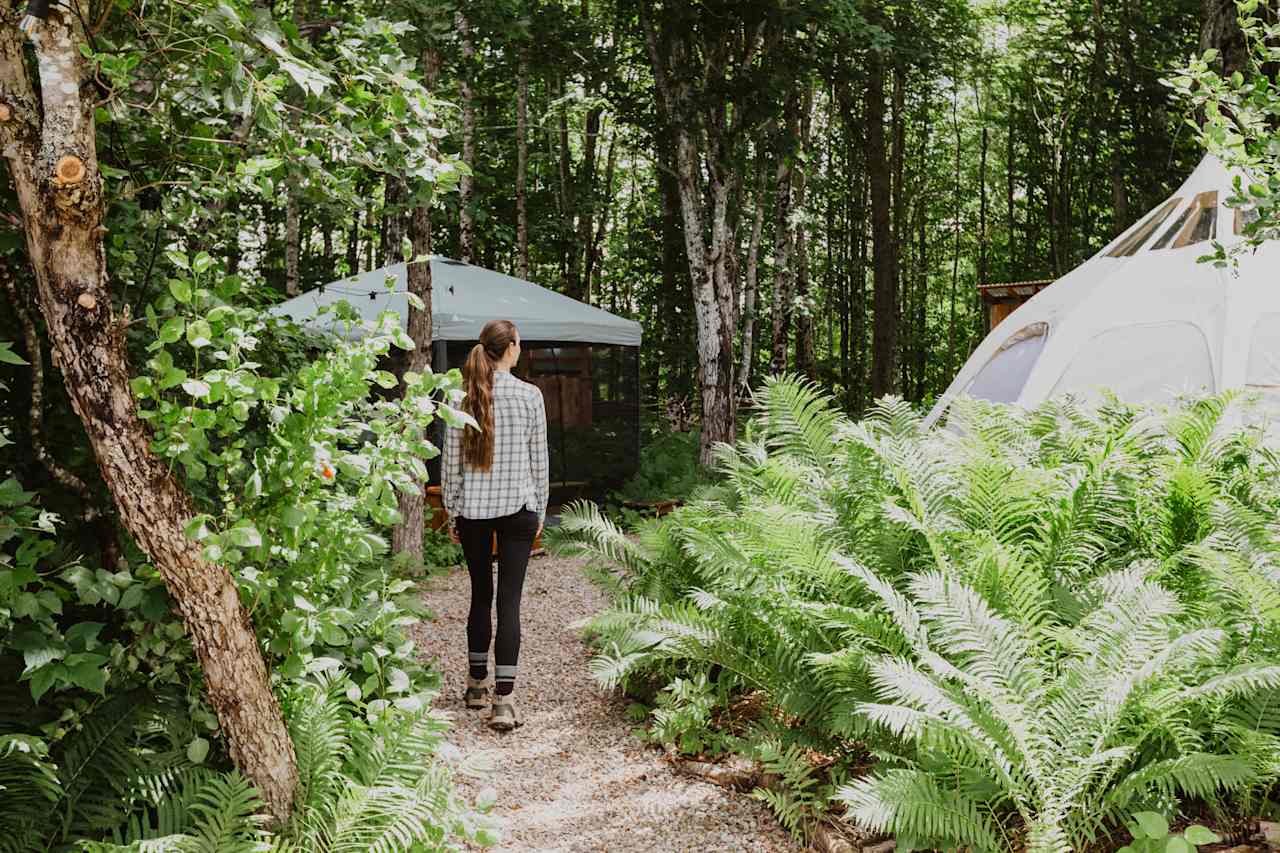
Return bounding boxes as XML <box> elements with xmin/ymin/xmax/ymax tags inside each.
<box><xmin>529</xmin><ymin>389</ymin><xmax>549</xmax><ymax>529</ymax></box>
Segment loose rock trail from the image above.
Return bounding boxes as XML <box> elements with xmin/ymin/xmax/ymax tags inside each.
<box><xmin>411</xmin><ymin>552</ymin><xmax>802</xmax><ymax>853</ymax></box>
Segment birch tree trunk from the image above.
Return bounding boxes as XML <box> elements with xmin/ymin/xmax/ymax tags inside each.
<box><xmin>0</xmin><ymin>8</ymin><xmax>297</xmax><ymax>824</ymax></box>
<box><xmin>516</xmin><ymin>49</ymin><xmax>530</xmax><ymax>280</ymax></box>
<box><xmin>737</xmin><ymin>166</ymin><xmax>766</xmax><ymax>398</ymax></box>
<box><xmin>642</xmin><ymin>17</ymin><xmax>732</xmax><ymax>465</ymax></box>
<box><xmin>457</xmin><ymin>9</ymin><xmax>476</xmax><ymax>262</ymax></box>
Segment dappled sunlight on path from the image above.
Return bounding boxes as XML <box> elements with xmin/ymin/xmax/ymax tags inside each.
<box><xmin>411</xmin><ymin>553</ymin><xmax>801</xmax><ymax>853</ymax></box>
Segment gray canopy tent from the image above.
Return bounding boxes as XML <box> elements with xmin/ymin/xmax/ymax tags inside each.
<box><xmin>272</xmin><ymin>257</ymin><xmax>644</xmax><ymax>501</ymax></box>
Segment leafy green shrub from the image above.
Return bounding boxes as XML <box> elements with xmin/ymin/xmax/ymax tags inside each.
<box><xmin>1</xmin><ymin>676</ymin><xmax>493</xmax><ymax>853</ymax></box>
<box><xmin>1119</xmin><ymin>812</ymin><xmax>1219</xmax><ymax>853</ymax></box>
<box><xmin>610</xmin><ymin>429</ymin><xmax>707</xmax><ymax>505</ymax></box>
<box><xmin>0</xmin><ymin>260</ymin><xmax>484</xmax><ymax>849</ymax></box>
<box><xmin>555</xmin><ymin>377</ymin><xmax>1280</xmax><ymax>848</ymax></box>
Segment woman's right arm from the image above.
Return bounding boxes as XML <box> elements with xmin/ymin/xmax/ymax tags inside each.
<box><xmin>441</xmin><ymin>424</ymin><xmax>464</xmax><ymax>535</ymax></box>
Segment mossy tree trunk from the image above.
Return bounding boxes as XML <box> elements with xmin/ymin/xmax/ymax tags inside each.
<box><xmin>0</xmin><ymin>5</ymin><xmax>298</xmax><ymax>825</ymax></box>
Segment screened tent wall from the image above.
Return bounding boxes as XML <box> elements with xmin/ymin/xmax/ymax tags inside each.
<box><xmin>428</xmin><ymin>341</ymin><xmax>641</xmax><ymax>505</ymax></box>
<box><xmin>269</xmin><ymin>258</ymin><xmax>644</xmax><ymax>506</ymax></box>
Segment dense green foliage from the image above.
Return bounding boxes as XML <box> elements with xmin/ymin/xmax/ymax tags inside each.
<box><xmin>1168</xmin><ymin>0</ymin><xmax>1280</xmax><ymax>260</ymax></box>
<box><xmin>554</xmin><ymin>378</ymin><xmax>1280</xmax><ymax>850</ymax></box>
<box><xmin>2</xmin><ymin>675</ymin><xmax>494</xmax><ymax>853</ymax></box>
<box><xmin>0</xmin><ymin>304</ymin><xmax>490</xmax><ymax>849</ymax></box>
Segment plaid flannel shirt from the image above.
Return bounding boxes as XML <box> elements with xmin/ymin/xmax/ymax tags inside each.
<box><xmin>442</xmin><ymin>370</ymin><xmax>549</xmax><ymax>528</ymax></box>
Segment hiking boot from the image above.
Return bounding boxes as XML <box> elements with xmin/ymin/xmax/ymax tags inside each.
<box><xmin>489</xmin><ymin>694</ymin><xmax>522</xmax><ymax>731</ymax></box>
<box><xmin>463</xmin><ymin>676</ymin><xmax>489</xmax><ymax>711</ymax></box>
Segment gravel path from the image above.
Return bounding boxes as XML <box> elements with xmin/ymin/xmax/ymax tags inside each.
<box><xmin>410</xmin><ymin>551</ymin><xmax>803</xmax><ymax>853</ymax></box>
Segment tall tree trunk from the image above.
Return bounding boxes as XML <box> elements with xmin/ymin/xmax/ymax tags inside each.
<box><xmin>1201</xmin><ymin>0</ymin><xmax>1248</xmax><ymax>78</ymax></box>
<box><xmin>1112</xmin><ymin>165</ymin><xmax>1130</xmax><ymax>235</ymax></box>
<box><xmin>866</xmin><ymin>45</ymin><xmax>896</xmax><ymax>398</ymax></box>
<box><xmin>0</xmin><ymin>10</ymin><xmax>297</xmax><ymax>824</ymax></box>
<box><xmin>949</xmin><ymin>78</ymin><xmax>963</xmax><ymax>370</ymax></box>
<box><xmin>382</xmin><ymin>176</ymin><xmax>406</xmax><ymax>266</ymax></box>
<box><xmin>793</xmin><ymin>86</ymin><xmax>816</xmax><ymax>380</ymax></box>
<box><xmin>556</xmin><ymin>76</ymin><xmax>573</xmax><ymax>286</ymax></box>
<box><xmin>978</xmin><ymin>86</ymin><xmax>989</xmax><ymax>290</ymax></box>
<box><xmin>889</xmin><ymin>60</ymin><xmax>906</xmax><ymax>392</ymax></box>
<box><xmin>346</xmin><ymin>208</ymin><xmax>360</xmax><ymax>274</ymax></box>
<box><xmin>642</xmin><ymin>11</ymin><xmax>733</xmax><ymax>464</ymax></box>
<box><xmin>516</xmin><ymin>49</ymin><xmax>530</xmax><ymax>280</ymax></box>
<box><xmin>285</xmin><ymin>192</ymin><xmax>301</xmax><ymax>295</ymax></box>
<box><xmin>390</xmin><ymin>44</ymin><xmax>443</xmax><ymax>561</ymax></box>
<box><xmin>737</xmin><ymin>165</ymin><xmax>766</xmax><ymax>398</ymax></box>
<box><xmin>457</xmin><ymin>9</ymin><xmax>477</xmax><ymax>262</ymax></box>
<box><xmin>769</xmin><ymin>95</ymin><xmax>798</xmax><ymax>377</ymax></box>
<box><xmin>567</xmin><ymin>109</ymin><xmax>603</xmax><ymax>301</ymax></box>
<box><xmin>1006</xmin><ymin>83</ymin><xmax>1017</xmax><ymax>271</ymax></box>
<box><xmin>390</xmin><ymin>200</ymin><xmax>433</xmax><ymax>560</ymax></box>
<box><xmin>586</xmin><ymin>133</ymin><xmax>618</xmax><ymax>303</ymax></box>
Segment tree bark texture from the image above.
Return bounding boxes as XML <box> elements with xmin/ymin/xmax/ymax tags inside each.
<box><xmin>516</xmin><ymin>50</ymin><xmax>530</xmax><ymax>280</ymax></box>
<box><xmin>284</xmin><ymin>191</ymin><xmax>301</xmax><ymax>296</ymax></box>
<box><xmin>382</xmin><ymin>175</ymin><xmax>406</xmax><ymax>266</ymax></box>
<box><xmin>586</xmin><ymin>134</ymin><xmax>618</xmax><ymax>303</ymax></box>
<box><xmin>1201</xmin><ymin>0</ymin><xmax>1248</xmax><ymax>78</ymax></box>
<box><xmin>793</xmin><ymin>85</ymin><xmax>816</xmax><ymax>381</ymax></box>
<box><xmin>641</xmin><ymin>8</ymin><xmax>736</xmax><ymax>465</ymax></box>
<box><xmin>457</xmin><ymin>10</ymin><xmax>477</xmax><ymax>262</ymax></box>
<box><xmin>866</xmin><ymin>43</ymin><xmax>896</xmax><ymax>399</ymax></box>
<box><xmin>737</xmin><ymin>166</ymin><xmax>766</xmax><ymax>398</ymax></box>
<box><xmin>769</xmin><ymin>98</ymin><xmax>797</xmax><ymax>378</ymax></box>
<box><xmin>390</xmin><ymin>200</ymin><xmax>433</xmax><ymax>561</ymax></box>
<box><xmin>0</xmin><ymin>8</ymin><xmax>297</xmax><ymax>824</ymax></box>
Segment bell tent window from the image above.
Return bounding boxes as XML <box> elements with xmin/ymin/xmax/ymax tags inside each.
<box><xmin>964</xmin><ymin>322</ymin><xmax>1048</xmax><ymax>404</ymax></box>
<box><xmin>1150</xmin><ymin>191</ymin><xmax>1218</xmax><ymax>250</ymax></box>
<box><xmin>1050</xmin><ymin>322</ymin><xmax>1215</xmax><ymax>404</ymax></box>
<box><xmin>1106</xmin><ymin>197</ymin><xmax>1182</xmax><ymax>257</ymax></box>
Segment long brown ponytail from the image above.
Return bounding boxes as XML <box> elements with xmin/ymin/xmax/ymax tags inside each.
<box><xmin>461</xmin><ymin>319</ymin><xmax>520</xmax><ymax>470</ymax></box>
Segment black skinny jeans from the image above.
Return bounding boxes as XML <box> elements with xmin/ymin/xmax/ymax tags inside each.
<box><xmin>457</xmin><ymin>509</ymin><xmax>538</xmax><ymax>684</ymax></box>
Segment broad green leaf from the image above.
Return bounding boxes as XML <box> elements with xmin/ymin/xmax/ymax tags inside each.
<box><xmin>182</xmin><ymin>379</ymin><xmax>211</xmax><ymax>398</ymax></box>
<box><xmin>1182</xmin><ymin>827</ymin><xmax>1219</xmax><ymax>846</ymax></box>
<box><xmin>169</xmin><ymin>278</ymin><xmax>193</xmax><ymax>303</ymax></box>
<box><xmin>1134</xmin><ymin>813</ymin><xmax>1168</xmax><ymax>840</ymax></box>
<box><xmin>187</xmin><ymin>319</ymin><xmax>213</xmax><ymax>349</ymax></box>
<box><xmin>226</xmin><ymin>525</ymin><xmax>262</xmax><ymax>549</ymax></box>
<box><xmin>281</xmin><ymin>506</ymin><xmax>308</xmax><ymax>528</ymax></box>
<box><xmin>187</xmin><ymin>736</ymin><xmax>210</xmax><ymax>764</ymax></box>
<box><xmin>0</xmin><ymin>342</ymin><xmax>28</xmax><ymax>365</ymax></box>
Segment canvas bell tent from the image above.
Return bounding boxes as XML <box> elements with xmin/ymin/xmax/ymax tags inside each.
<box><xmin>272</xmin><ymin>257</ymin><xmax>644</xmax><ymax>501</ymax></box>
<box><xmin>927</xmin><ymin>155</ymin><xmax>1280</xmax><ymax>426</ymax></box>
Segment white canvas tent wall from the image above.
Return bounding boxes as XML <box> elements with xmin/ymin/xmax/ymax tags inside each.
<box><xmin>927</xmin><ymin>155</ymin><xmax>1280</xmax><ymax>426</ymax></box>
<box><xmin>270</xmin><ymin>257</ymin><xmax>642</xmax><ymax>347</ymax></box>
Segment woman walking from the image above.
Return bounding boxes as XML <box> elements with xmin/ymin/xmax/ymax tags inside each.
<box><xmin>443</xmin><ymin>319</ymin><xmax>549</xmax><ymax>731</ymax></box>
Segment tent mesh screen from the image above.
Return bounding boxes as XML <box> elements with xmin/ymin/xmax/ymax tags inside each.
<box><xmin>428</xmin><ymin>341</ymin><xmax>641</xmax><ymax>510</ymax></box>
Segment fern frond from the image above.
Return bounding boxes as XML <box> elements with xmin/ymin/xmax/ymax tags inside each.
<box><xmin>837</xmin><ymin>769</ymin><xmax>1004</xmax><ymax>853</ymax></box>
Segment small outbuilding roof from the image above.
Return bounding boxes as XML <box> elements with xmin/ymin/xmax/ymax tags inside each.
<box><xmin>271</xmin><ymin>257</ymin><xmax>642</xmax><ymax>346</ymax></box>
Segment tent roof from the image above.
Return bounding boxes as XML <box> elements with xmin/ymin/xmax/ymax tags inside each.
<box><xmin>927</xmin><ymin>154</ymin><xmax>1280</xmax><ymax>426</ymax></box>
<box><xmin>270</xmin><ymin>257</ymin><xmax>642</xmax><ymax>346</ymax></box>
